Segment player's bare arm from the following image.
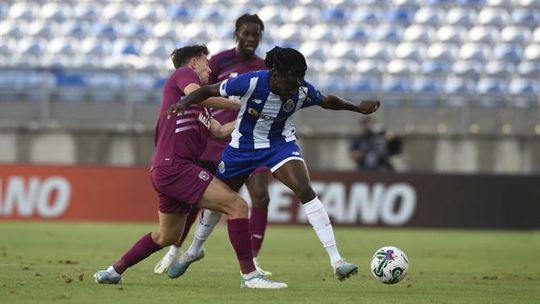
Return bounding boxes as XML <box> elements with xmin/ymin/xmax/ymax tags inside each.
<box><xmin>184</xmin><ymin>83</ymin><xmax>240</xmax><ymax>110</ymax></box>
<box><xmin>209</xmin><ymin>120</ymin><xmax>236</xmax><ymax>139</ymax></box>
<box><xmin>167</xmin><ymin>83</ymin><xmax>222</xmax><ymax>118</ymax></box>
<box><xmin>320</xmin><ymin>94</ymin><xmax>380</xmax><ymax>115</ymax></box>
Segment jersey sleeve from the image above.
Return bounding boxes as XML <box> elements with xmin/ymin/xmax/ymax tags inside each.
<box><xmin>219</xmin><ymin>72</ymin><xmax>252</xmax><ymax>97</ymax></box>
<box><xmin>175</xmin><ymin>67</ymin><xmax>201</xmax><ymax>92</ymax></box>
<box><xmin>300</xmin><ymin>81</ymin><xmax>323</xmax><ymax>108</ymax></box>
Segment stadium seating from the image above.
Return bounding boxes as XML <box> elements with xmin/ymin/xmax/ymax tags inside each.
<box><xmin>0</xmin><ymin>0</ymin><xmax>537</xmax><ymax>110</ymax></box>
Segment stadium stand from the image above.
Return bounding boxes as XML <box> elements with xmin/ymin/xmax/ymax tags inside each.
<box><xmin>0</xmin><ymin>0</ymin><xmax>539</xmax><ymax>171</ymax></box>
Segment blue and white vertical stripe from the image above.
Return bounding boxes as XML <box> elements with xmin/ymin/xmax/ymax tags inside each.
<box><xmin>219</xmin><ymin>70</ymin><xmax>323</xmax><ymax>150</ymax></box>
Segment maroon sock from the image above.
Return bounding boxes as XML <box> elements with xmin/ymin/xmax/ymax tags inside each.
<box><xmin>249</xmin><ymin>206</ymin><xmax>268</xmax><ymax>257</ymax></box>
<box><xmin>227</xmin><ymin>218</ymin><xmax>256</xmax><ymax>274</ymax></box>
<box><xmin>113</xmin><ymin>233</ymin><xmax>162</xmax><ymax>274</ymax></box>
<box><xmin>175</xmin><ymin>207</ymin><xmax>200</xmax><ymax>247</ymax></box>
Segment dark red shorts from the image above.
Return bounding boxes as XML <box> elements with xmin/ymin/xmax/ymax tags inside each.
<box><xmin>150</xmin><ymin>161</ymin><xmax>214</xmax><ymax>214</ymax></box>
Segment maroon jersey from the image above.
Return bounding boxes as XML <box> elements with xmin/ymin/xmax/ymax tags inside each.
<box><xmin>200</xmin><ymin>48</ymin><xmax>268</xmax><ymax>162</ymax></box>
<box><xmin>151</xmin><ymin>67</ymin><xmax>212</xmax><ymax>169</ymax></box>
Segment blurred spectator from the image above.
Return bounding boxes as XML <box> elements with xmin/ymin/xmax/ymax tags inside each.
<box><xmin>349</xmin><ymin>117</ymin><xmax>401</xmax><ymax>171</ymax></box>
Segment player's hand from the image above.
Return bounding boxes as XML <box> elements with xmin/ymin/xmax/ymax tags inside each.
<box><xmin>167</xmin><ymin>102</ymin><xmax>186</xmax><ymax>119</ymax></box>
<box><xmin>358</xmin><ymin>99</ymin><xmax>380</xmax><ymax>114</ymax></box>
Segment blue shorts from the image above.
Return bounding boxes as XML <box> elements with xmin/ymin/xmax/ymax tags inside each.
<box><xmin>216</xmin><ymin>141</ymin><xmax>304</xmax><ymax>180</ymax></box>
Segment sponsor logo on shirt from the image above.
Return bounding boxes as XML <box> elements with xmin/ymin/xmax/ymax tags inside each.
<box><xmin>218</xmin><ymin>161</ymin><xmax>225</xmax><ymax>174</ymax></box>
<box><xmin>252</xmin><ymin>99</ymin><xmax>263</xmax><ymax>104</ymax></box>
<box><xmin>292</xmin><ymin>151</ymin><xmax>300</xmax><ymax>156</ymax></box>
<box><xmin>198</xmin><ymin>171</ymin><xmax>210</xmax><ymax>181</ymax></box>
<box><xmin>282</xmin><ymin>99</ymin><xmax>295</xmax><ymax>112</ymax></box>
<box><xmin>247</xmin><ymin>108</ymin><xmax>287</xmax><ymax>122</ymax></box>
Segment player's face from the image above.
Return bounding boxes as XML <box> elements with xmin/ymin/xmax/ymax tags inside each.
<box><xmin>270</xmin><ymin>72</ymin><xmax>301</xmax><ymax>98</ymax></box>
<box><xmin>235</xmin><ymin>23</ymin><xmax>262</xmax><ymax>56</ymax></box>
<box><xmin>192</xmin><ymin>55</ymin><xmax>211</xmax><ymax>85</ymax></box>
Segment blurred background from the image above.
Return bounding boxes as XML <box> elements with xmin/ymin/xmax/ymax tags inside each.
<box><xmin>0</xmin><ymin>0</ymin><xmax>539</xmax><ymax>227</ymax></box>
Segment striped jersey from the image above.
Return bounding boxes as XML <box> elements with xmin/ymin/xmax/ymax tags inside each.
<box><xmin>219</xmin><ymin>70</ymin><xmax>323</xmax><ymax>150</ymax></box>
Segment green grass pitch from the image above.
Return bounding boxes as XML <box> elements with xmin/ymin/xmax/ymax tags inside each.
<box><xmin>1</xmin><ymin>222</ymin><xmax>539</xmax><ymax>304</ymax></box>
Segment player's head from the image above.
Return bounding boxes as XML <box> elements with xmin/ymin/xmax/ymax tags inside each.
<box><xmin>265</xmin><ymin>46</ymin><xmax>307</xmax><ymax>98</ymax></box>
<box><xmin>234</xmin><ymin>14</ymin><xmax>264</xmax><ymax>57</ymax></box>
<box><xmin>170</xmin><ymin>45</ymin><xmax>211</xmax><ymax>84</ymax></box>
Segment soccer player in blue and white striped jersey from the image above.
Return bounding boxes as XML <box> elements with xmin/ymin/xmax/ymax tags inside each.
<box><xmin>167</xmin><ymin>46</ymin><xmax>380</xmax><ymax>281</ymax></box>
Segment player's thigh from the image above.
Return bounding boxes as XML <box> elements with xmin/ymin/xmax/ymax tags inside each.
<box><xmin>196</xmin><ymin>176</ymin><xmax>248</xmax><ymax>216</ymax></box>
<box><xmin>272</xmin><ymin>159</ymin><xmax>316</xmax><ymax>201</ymax></box>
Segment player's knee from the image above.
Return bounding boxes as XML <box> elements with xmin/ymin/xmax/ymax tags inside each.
<box><xmin>250</xmin><ymin>187</ymin><xmax>270</xmax><ymax>209</ymax></box>
<box><xmin>228</xmin><ymin>196</ymin><xmax>248</xmax><ymax>218</ymax></box>
<box><xmin>153</xmin><ymin>230</ymin><xmax>178</xmax><ymax>247</ymax></box>
<box><xmin>295</xmin><ymin>184</ymin><xmax>316</xmax><ymax>202</ymax></box>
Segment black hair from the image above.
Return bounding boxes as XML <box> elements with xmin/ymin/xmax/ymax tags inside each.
<box><xmin>265</xmin><ymin>46</ymin><xmax>307</xmax><ymax>83</ymax></box>
<box><xmin>235</xmin><ymin>13</ymin><xmax>265</xmax><ymax>35</ymax></box>
<box><xmin>170</xmin><ymin>45</ymin><xmax>209</xmax><ymax>69</ymax></box>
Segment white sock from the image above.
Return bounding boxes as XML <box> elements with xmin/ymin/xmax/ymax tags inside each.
<box><xmin>167</xmin><ymin>245</ymin><xmax>180</xmax><ymax>257</ymax></box>
<box><xmin>187</xmin><ymin>209</ymin><xmax>223</xmax><ymax>256</ymax></box>
<box><xmin>107</xmin><ymin>266</ymin><xmax>121</xmax><ymax>277</ymax></box>
<box><xmin>302</xmin><ymin>197</ymin><xmax>343</xmax><ymax>266</ymax></box>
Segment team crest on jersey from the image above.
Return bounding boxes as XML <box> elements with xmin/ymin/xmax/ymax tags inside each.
<box><xmin>218</xmin><ymin>161</ymin><xmax>225</xmax><ymax>174</ymax></box>
<box><xmin>248</xmin><ymin>108</ymin><xmax>259</xmax><ymax>116</ymax></box>
<box><xmin>198</xmin><ymin>171</ymin><xmax>210</xmax><ymax>181</ymax></box>
<box><xmin>282</xmin><ymin>99</ymin><xmax>295</xmax><ymax>112</ymax></box>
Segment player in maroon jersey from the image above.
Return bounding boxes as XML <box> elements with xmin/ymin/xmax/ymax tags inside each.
<box><xmin>94</xmin><ymin>45</ymin><xmax>287</xmax><ymax>289</ymax></box>
<box><xmin>154</xmin><ymin>14</ymin><xmax>274</xmax><ymax>276</ymax></box>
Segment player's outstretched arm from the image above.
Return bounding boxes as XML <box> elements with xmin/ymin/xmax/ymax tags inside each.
<box><xmin>201</xmin><ymin>96</ymin><xmax>241</xmax><ymax>111</ymax></box>
<box><xmin>167</xmin><ymin>83</ymin><xmax>222</xmax><ymax>118</ymax></box>
<box><xmin>209</xmin><ymin>119</ymin><xmax>235</xmax><ymax>139</ymax></box>
<box><xmin>320</xmin><ymin>94</ymin><xmax>380</xmax><ymax>115</ymax></box>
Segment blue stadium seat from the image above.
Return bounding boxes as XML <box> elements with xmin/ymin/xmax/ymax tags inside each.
<box><xmin>122</xmin><ymin>23</ymin><xmax>151</xmax><ymax>40</ymax></box>
<box><xmin>61</xmin><ymin>21</ymin><xmax>90</xmax><ymax>39</ymax></box>
<box><xmin>511</xmin><ymin>8</ymin><xmax>540</xmax><ymax>27</ymax></box>
<box><xmin>387</xmin><ymin>59</ymin><xmax>420</xmax><ymax>76</ymax></box>
<box><xmin>356</xmin><ymin>59</ymin><xmax>386</xmax><ymax>76</ymax></box>
<box><xmin>452</xmin><ymin>60</ymin><xmax>484</xmax><ymax>79</ymax></box>
<box><xmin>258</xmin><ymin>6</ymin><xmax>285</xmax><ymax>25</ymax></box>
<box><xmin>280</xmin><ymin>23</ymin><xmax>309</xmax><ymax>44</ymax></box>
<box><xmin>477</xmin><ymin>7</ymin><xmax>511</xmax><ymax>27</ymax></box>
<box><xmin>324</xmin><ymin>59</ymin><xmax>354</xmax><ymax>76</ymax></box>
<box><xmin>459</xmin><ymin>43</ymin><xmax>490</xmax><ymax>62</ymax></box>
<box><xmin>393</xmin><ymin>0</ymin><xmax>421</xmax><ymax>7</ymax></box>
<box><xmin>40</xmin><ymin>3</ymin><xmax>71</xmax><ymax>23</ymax></box>
<box><xmin>468</xmin><ymin>26</ymin><xmax>499</xmax><ymax>45</ymax></box>
<box><xmin>133</xmin><ymin>3</ymin><xmax>166</xmax><ymax>22</ymax></box>
<box><xmin>289</xmin><ymin>7</ymin><xmax>321</xmax><ymax>25</ymax></box>
<box><xmin>403</xmin><ymin>25</ymin><xmax>435</xmax><ymax>44</ymax></box>
<box><xmin>385</xmin><ymin>7</ymin><xmax>414</xmax><ymax>25</ymax></box>
<box><xmin>152</xmin><ymin>22</ymin><xmax>177</xmax><ymax>40</ymax></box>
<box><xmin>518</xmin><ymin>61</ymin><xmax>540</xmax><ymax>77</ymax></box>
<box><xmin>321</xmin><ymin>8</ymin><xmax>347</xmax><ymax>24</ymax></box>
<box><xmin>508</xmin><ymin>77</ymin><xmax>538</xmax><ymax>108</ymax></box>
<box><xmin>484</xmin><ymin>60</ymin><xmax>515</xmax><ymax>77</ymax></box>
<box><xmin>457</xmin><ymin>0</ymin><xmax>487</xmax><ymax>7</ymax></box>
<box><xmin>492</xmin><ymin>44</ymin><xmax>523</xmax><ymax>64</ymax></box>
<box><xmin>47</xmin><ymin>38</ymin><xmax>77</xmax><ymax>57</ymax></box>
<box><xmin>427</xmin><ymin>43</ymin><xmax>458</xmax><ymax>62</ymax></box>
<box><xmin>342</xmin><ymin>27</ymin><xmax>369</xmax><ymax>42</ymax></box>
<box><xmin>515</xmin><ymin>0</ymin><xmax>540</xmax><ymax>9</ymax></box>
<box><xmin>309</xmin><ymin>24</ymin><xmax>337</xmax><ymax>42</ymax></box>
<box><xmin>73</xmin><ymin>3</ymin><xmax>100</xmax><ymax>20</ymax></box>
<box><xmin>436</xmin><ymin>25</ymin><xmax>467</xmax><ymax>44</ymax></box>
<box><xmin>349</xmin><ymin>8</ymin><xmax>382</xmax><ymax>24</ymax></box>
<box><xmin>348</xmin><ymin>77</ymin><xmax>380</xmax><ymax>93</ymax></box>
<box><xmin>331</xmin><ymin>42</ymin><xmax>360</xmax><ymax>61</ymax></box>
<box><xmin>411</xmin><ymin>78</ymin><xmax>442</xmax><ymax>106</ymax></box>
<box><xmin>414</xmin><ymin>7</ymin><xmax>444</xmax><ymax>25</ymax></box>
<box><xmin>500</xmin><ymin>26</ymin><xmax>531</xmax><ymax>45</ymax></box>
<box><xmin>167</xmin><ymin>6</ymin><xmax>194</xmax><ymax>20</ymax></box>
<box><xmin>364</xmin><ymin>42</ymin><xmax>394</xmax><ymax>61</ymax></box>
<box><xmin>373</xmin><ymin>25</ymin><xmax>405</xmax><ymax>43</ymax></box>
<box><xmin>394</xmin><ymin>42</ymin><xmax>426</xmax><ymax>62</ymax></box>
<box><xmin>533</xmin><ymin>27</ymin><xmax>540</xmax><ymax>43</ymax></box>
<box><xmin>8</xmin><ymin>2</ymin><xmax>37</xmax><ymax>21</ymax></box>
<box><xmin>28</xmin><ymin>21</ymin><xmax>57</xmax><ymax>40</ymax></box>
<box><xmin>475</xmin><ymin>77</ymin><xmax>507</xmax><ymax>107</ymax></box>
<box><xmin>0</xmin><ymin>20</ymin><xmax>26</xmax><ymax>40</ymax></box>
<box><xmin>421</xmin><ymin>60</ymin><xmax>450</xmax><ymax>76</ymax></box>
<box><xmin>523</xmin><ymin>44</ymin><xmax>540</xmax><ymax>61</ymax></box>
<box><xmin>445</xmin><ymin>7</ymin><xmax>476</xmax><ymax>27</ymax></box>
<box><xmin>486</xmin><ymin>0</ymin><xmax>514</xmax><ymax>7</ymax></box>
<box><xmin>102</xmin><ymin>3</ymin><xmax>131</xmax><ymax>23</ymax></box>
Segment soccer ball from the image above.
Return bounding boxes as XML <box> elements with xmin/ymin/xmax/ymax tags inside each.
<box><xmin>370</xmin><ymin>246</ymin><xmax>409</xmax><ymax>284</ymax></box>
